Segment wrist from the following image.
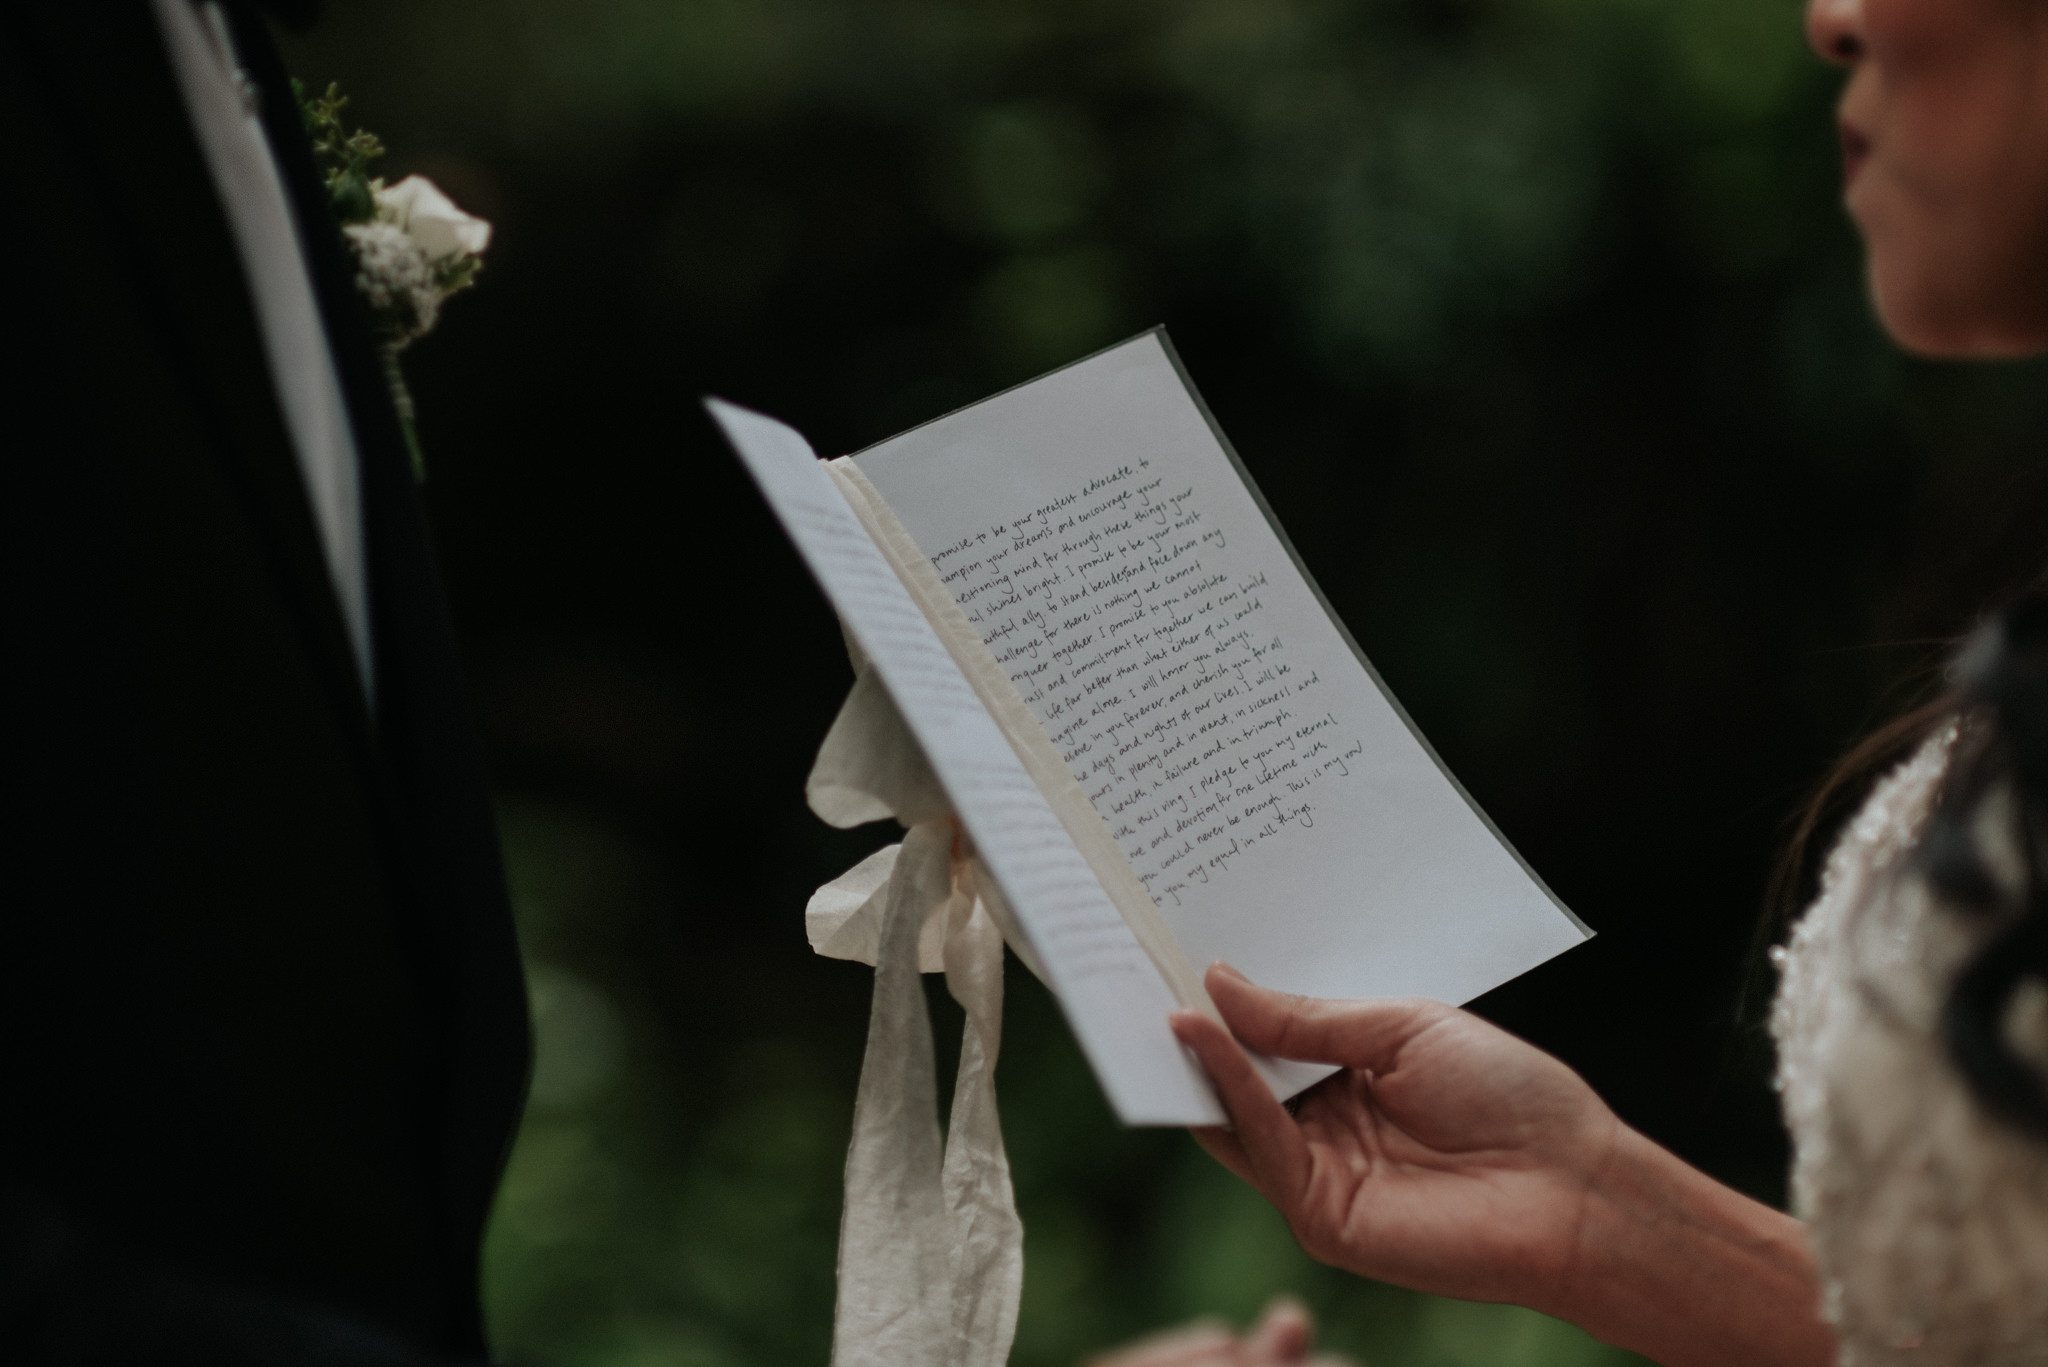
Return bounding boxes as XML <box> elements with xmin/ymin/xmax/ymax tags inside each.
<box><xmin>1545</xmin><ymin>1125</ymin><xmax>1833</xmax><ymax>1367</ymax></box>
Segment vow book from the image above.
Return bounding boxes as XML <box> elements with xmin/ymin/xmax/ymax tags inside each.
<box><xmin>711</xmin><ymin>330</ymin><xmax>1589</xmax><ymax>1126</ymax></box>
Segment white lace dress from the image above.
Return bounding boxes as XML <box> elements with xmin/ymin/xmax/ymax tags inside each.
<box><xmin>1771</xmin><ymin>730</ymin><xmax>2048</xmax><ymax>1364</ymax></box>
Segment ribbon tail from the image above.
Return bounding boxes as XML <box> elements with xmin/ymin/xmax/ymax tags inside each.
<box><xmin>940</xmin><ymin>885</ymin><xmax>1023</xmax><ymax>1367</ymax></box>
<box><xmin>830</xmin><ymin>823</ymin><xmax>954</xmax><ymax>1367</ymax></box>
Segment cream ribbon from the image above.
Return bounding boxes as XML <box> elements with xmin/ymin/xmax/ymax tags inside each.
<box><xmin>806</xmin><ymin>656</ymin><xmax>1031</xmax><ymax>1367</ymax></box>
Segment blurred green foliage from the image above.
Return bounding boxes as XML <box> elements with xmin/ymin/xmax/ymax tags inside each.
<box><xmin>278</xmin><ymin>0</ymin><xmax>2048</xmax><ymax>1363</ymax></box>
<box><xmin>292</xmin><ymin>0</ymin><xmax>1842</xmax><ymax>384</ymax></box>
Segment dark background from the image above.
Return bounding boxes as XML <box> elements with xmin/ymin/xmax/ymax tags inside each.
<box><xmin>282</xmin><ymin>0</ymin><xmax>2048</xmax><ymax>1362</ymax></box>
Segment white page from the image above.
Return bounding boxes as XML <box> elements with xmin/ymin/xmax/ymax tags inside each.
<box><xmin>708</xmin><ymin>399</ymin><xmax>1223</xmax><ymax>1125</ymax></box>
<box><xmin>852</xmin><ymin>333</ymin><xmax>1589</xmax><ymax>1008</ymax></box>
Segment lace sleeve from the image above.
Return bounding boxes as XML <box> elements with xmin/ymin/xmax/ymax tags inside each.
<box><xmin>1772</xmin><ymin>728</ymin><xmax>2048</xmax><ymax>1365</ymax></box>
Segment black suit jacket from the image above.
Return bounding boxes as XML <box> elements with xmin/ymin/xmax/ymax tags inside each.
<box><xmin>0</xmin><ymin>2</ymin><xmax>530</xmax><ymax>1361</ymax></box>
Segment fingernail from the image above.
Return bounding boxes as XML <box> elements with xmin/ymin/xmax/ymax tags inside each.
<box><xmin>1211</xmin><ymin>961</ymin><xmax>1249</xmax><ymax>982</ymax></box>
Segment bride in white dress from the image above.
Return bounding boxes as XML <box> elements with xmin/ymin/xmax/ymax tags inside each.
<box><xmin>1155</xmin><ymin>0</ymin><xmax>2048</xmax><ymax>1363</ymax></box>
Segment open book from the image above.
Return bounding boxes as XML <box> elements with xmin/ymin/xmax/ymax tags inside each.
<box><xmin>710</xmin><ymin>330</ymin><xmax>1589</xmax><ymax>1126</ymax></box>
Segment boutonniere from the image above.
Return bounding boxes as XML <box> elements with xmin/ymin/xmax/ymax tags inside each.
<box><xmin>296</xmin><ymin>81</ymin><xmax>491</xmax><ymax>480</ymax></box>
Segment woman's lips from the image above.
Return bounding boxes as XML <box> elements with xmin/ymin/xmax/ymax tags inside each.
<box><xmin>1841</xmin><ymin>123</ymin><xmax>1871</xmax><ymax>186</ymax></box>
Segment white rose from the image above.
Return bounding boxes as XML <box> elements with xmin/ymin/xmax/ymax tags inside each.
<box><xmin>375</xmin><ymin>174</ymin><xmax>492</xmax><ymax>261</ymax></box>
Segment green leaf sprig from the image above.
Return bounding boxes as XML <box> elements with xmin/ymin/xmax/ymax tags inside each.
<box><xmin>295</xmin><ymin>79</ymin><xmax>385</xmax><ymax>226</ymax></box>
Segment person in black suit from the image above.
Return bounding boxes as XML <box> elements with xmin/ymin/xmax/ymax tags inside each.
<box><xmin>0</xmin><ymin>2</ymin><xmax>530</xmax><ymax>1361</ymax></box>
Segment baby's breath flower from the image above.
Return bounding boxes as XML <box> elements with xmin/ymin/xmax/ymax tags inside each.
<box><xmin>343</xmin><ymin>219</ymin><xmax>441</xmax><ymax>346</ymax></box>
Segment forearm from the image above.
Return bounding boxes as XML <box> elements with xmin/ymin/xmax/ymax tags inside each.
<box><xmin>1545</xmin><ymin>1127</ymin><xmax>1834</xmax><ymax>1367</ymax></box>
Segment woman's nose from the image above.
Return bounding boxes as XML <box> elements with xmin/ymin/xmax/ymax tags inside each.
<box><xmin>1806</xmin><ymin>0</ymin><xmax>1866</xmax><ymax>64</ymax></box>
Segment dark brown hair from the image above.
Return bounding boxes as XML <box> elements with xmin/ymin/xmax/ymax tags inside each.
<box><xmin>1768</xmin><ymin>691</ymin><xmax>1959</xmax><ymax>934</ymax></box>
<box><xmin>1922</xmin><ymin>593</ymin><xmax>2048</xmax><ymax>1138</ymax></box>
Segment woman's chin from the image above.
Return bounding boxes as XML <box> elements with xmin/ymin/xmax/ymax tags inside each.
<box><xmin>1867</xmin><ymin>265</ymin><xmax>2048</xmax><ymax>359</ymax></box>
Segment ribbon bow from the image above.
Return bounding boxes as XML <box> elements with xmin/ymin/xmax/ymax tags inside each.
<box><xmin>805</xmin><ymin>650</ymin><xmax>1034</xmax><ymax>1367</ymax></box>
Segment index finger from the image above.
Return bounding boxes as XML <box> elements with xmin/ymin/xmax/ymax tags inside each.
<box><xmin>1207</xmin><ymin>965</ymin><xmax>1456</xmax><ymax>1074</ymax></box>
<box><xmin>1171</xmin><ymin>1008</ymin><xmax>1312</xmax><ymax>1207</ymax></box>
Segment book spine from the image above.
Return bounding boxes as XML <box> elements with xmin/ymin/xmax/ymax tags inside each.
<box><xmin>824</xmin><ymin>458</ymin><xmax>1220</xmax><ymax>1024</ymax></box>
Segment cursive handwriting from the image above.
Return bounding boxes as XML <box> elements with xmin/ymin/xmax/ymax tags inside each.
<box><xmin>936</xmin><ymin>461</ymin><xmax>1363</xmax><ymax>907</ymax></box>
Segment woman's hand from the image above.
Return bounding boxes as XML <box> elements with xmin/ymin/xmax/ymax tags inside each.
<box><xmin>1083</xmin><ymin>1297</ymin><xmax>1352</xmax><ymax>1367</ymax></box>
<box><xmin>1170</xmin><ymin>964</ymin><xmax>1620</xmax><ymax>1312</ymax></box>
<box><xmin>1171</xmin><ymin>965</ymin><xmax>1835</xmax><ymax>1367</ymax></box>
